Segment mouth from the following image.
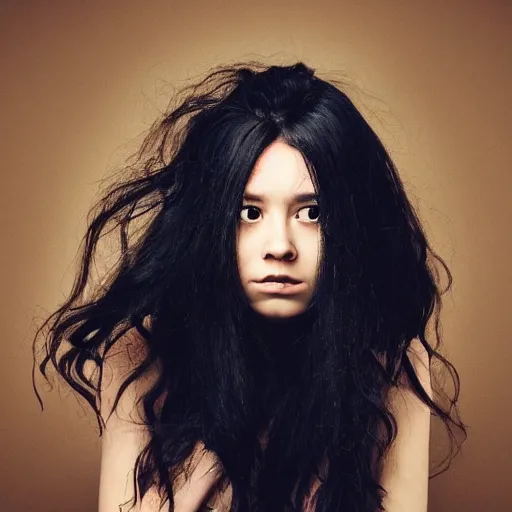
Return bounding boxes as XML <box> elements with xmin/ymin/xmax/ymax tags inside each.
<box><xmin>252</xmin><ymin>278</ymin><xmax>308</xmax><ymax>295</ymax></box>
<box><xmin>257</xmin><ymin>275</ymin><xmax>302</xmax><ymax>285</ymax></box>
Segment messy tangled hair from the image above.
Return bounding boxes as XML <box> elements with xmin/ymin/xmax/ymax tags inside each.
<box><xmin>32</xmin><ymin>61</ymin><xmax>468</xmax><ymax>511</ymax></box>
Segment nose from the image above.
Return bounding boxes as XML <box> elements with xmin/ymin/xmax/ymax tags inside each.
<box><xmin>262</xmin><ymin>221</ymin><xmax>297</xmax><ymax>262</ymax></box>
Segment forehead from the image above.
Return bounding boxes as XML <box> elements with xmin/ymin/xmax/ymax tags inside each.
<box><xmin>245</xmin><ymin>141</ymin><xmax>315</xmax><ymax>196</ymax></box>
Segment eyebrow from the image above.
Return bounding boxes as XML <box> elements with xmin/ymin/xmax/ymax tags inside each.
<box><xmin>243</xmin><ymin>192</ymin><xmax>318</xmax><ymax>203</ymax></box>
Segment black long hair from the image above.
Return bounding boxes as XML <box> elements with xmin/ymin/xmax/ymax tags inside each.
<box><xmin>32</xmin><ymin>61</ymin><xmax>468</xmax><ymax>512</ymax></box>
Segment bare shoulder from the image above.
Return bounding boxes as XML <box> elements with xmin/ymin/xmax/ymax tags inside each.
<box><xmin>98</xmin><ymin>316</ymin><xmax>165</xmax><ymax>431</ymax></box>
<box><xmin>403</xmin><ymin>338</ymin><xmax>432</xmax><ymax>398</ymax></box>
<box><xmin>372</xmin><ymin>338</ymin><xmax>431</xmax><ymax>383</ymax></box>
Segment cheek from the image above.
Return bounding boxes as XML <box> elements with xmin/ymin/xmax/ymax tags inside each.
<box><xmin>305</xmin><ymin>231</ymin><xmax>322</xmax><ymax>263</ymax></box>
<box><xmin>236</xmin><ymin>233</ymin><xmax>251</xmax><ymax>276</ymax></box>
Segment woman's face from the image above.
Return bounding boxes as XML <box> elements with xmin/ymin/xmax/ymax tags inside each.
<box><xmin>237</xmin><ymin>140</ymin><xmax>322</xmax><ymax>319</ymax></box>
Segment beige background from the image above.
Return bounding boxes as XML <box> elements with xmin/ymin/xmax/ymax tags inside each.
<box><xmin>1</xmin><ymin>0</ymin><xmax>510</xmax><ymax>510</ymax></box>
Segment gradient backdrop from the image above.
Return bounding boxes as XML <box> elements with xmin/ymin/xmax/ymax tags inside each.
<box><xmin>1</xmin><ymin>1</ymin><xmax>510</xmax><ymax>511</ymax></box>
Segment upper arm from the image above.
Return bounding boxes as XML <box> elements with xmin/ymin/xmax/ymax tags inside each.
<box><xmin>371</xmin><ymin>339</ymin><xmax>433</xmax><ymax>472</ymax></box>
<box><xmin>94</xmin><ymin>325</ymin><xmax>165</xmax><ymax>512</ymax></box>
<box><xmin>374</xmin><ymin>339</ymin><xmax>432</xmax><ymax>512</ymax></box>
<box><xmin>98</xmin><ymin>419</ymin><xmax>163</xmax><ymax>511</ymax></box>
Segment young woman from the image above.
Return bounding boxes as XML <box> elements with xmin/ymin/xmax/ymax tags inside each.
<box><xmin>32</xmin><ymin>61</ymin><xmax>468</xmax><ymax>512</ymax></box>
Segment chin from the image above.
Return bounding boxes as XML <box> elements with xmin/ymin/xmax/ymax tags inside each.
<box><xmin>250</xmin><ymin>301</ymin><xmax>308</xmax><ymax>319</ymax></box>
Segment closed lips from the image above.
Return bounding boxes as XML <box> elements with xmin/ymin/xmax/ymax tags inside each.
<box><xmin>258</xmin><ymin>275</ymin><xmax>301</xmax><ymax>284</ymax></box>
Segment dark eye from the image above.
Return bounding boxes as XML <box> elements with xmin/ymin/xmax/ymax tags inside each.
<box><xmin>296</xmin><ymin>205</ymin><xmax>320</xmax><ymax>222</ymax></box>
<box><xmin>240</xmin><ymin>206</ymin><xmax>261</xmax><ymax>222</ymax></box>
